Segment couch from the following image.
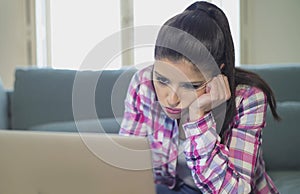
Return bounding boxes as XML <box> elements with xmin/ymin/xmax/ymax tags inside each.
<box><xmin>0</xmin><ymin>64</ymin><xmax>299</xmax><ymax>193</ymax></box>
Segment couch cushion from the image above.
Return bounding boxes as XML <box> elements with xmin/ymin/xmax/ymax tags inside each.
<box><xmin>242</xmin><ymin>64</ymin><xmax>300</xmax><ymax>102</ymax></box>
<box><xmin>268</xmin><ymin>171</ymin><xmax>300</xmax><ymax>194</ymax></box>
<box><xmin>11</xmin><ymin>68</ymin><xmax>136</xmax><ymax>129</ymax></box>
<box><xmin>262</xmin><ymin>102</ymin><xmax>300</xmax><ymax>171</ymax></box>
<box><xmin>29</xmin><ymin>118</ymin><xmax>121</xmax><ymax>134</ymax></box>
<box><xmin>0</xmin><ymin>78</ymin><xmax>8</xmax><ymax>129</ymax></box>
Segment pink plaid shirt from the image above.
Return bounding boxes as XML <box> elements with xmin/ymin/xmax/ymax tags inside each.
<box><xmin>119</xmin><ymin>65</ymin><xmax>279</xmax><ymax>194</ymax></box>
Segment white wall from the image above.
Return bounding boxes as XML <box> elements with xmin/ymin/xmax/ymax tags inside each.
<box><xmin>0</xmin><ymin>0</ymin><xmax>36</xmax><ymax>89</ymax></box>
<box><xmin>1</xmin><ymin>0</ymin><xmax>299</xmax><ymax>89</ymax></box>
<box><xmin>241</xmin><ymin>0</ymin><xmax>300</xmax><ymax>64</ymax></box>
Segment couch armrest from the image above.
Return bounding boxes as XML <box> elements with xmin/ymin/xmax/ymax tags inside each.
<box><xmin>0</xmin><ymin>83</ymin><xmax>9</xmax><ymax>129</ymax></box>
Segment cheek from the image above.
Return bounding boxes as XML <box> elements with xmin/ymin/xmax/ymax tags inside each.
<box><xmin>153</xmin><ymin>83</ymin><xmax>168</xmax><ymax>103</ymax></box>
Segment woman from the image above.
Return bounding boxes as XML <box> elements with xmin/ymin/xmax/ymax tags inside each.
<box><xmin>120</xmin><ymin>1</ymin><xmax>279</xmax><ymax>193</ymax></box>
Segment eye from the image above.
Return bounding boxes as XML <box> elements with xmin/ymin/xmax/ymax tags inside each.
<box><xmin>155</xmin><ymin>76</ymin><xmax>169</xmax><ymax>85</ymax></box>
<box><xmin>181</xmin><ymin>83</ymin><xmax>205</xmax><ymax>90</ymax></box>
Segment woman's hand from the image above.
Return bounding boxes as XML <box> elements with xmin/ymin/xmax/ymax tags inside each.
<box><xmin>188</xmin><ymin>74</ymin><xmax>231</xmax><ymax>121</ymax></box>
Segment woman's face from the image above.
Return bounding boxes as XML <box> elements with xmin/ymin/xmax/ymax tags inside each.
<box><xmin>153</xmin><ymin>59</ymin><xmax>207</xmax><ymax>119</ymax></box>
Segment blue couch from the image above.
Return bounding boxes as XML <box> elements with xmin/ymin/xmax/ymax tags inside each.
<box><xmin>0</xmin><ymin>64</ymin><xmax>299</xmax><ymax>193</ymax></box>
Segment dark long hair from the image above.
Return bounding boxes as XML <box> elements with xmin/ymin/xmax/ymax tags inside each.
<box><xmin>154</xmin><ymin>1</ymin><xmax>280</xmax><ymax>139</ymax></box>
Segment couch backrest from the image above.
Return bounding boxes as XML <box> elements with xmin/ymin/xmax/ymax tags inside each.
<box><xmin>242</xmin><ymin>64</ymin><xmax>300</xmax><ymax>171</ymax></box>
<box><xmin>242</xmin><ymin>64</ymin><xmax>300</xmax><ymax>102</ymax></box>
<box><xmin>10</xmin><ymin>64</ymin><xmax>300</xmax><ymax>170</ymax></box>
<box><xmin>11</xmin><ymin>68</ymin><xmax>137</xmax><ymax>130</ymax></box>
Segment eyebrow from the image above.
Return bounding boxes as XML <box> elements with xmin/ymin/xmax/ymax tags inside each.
<box><xmin>154</xmin><ymin>71</ymin><xmax>205</xmax><ymax>85</ymax></box>
<box><xmin>154</xmin><ymin>71</ymin><xmax>167</xmax><ymax>79</ymax></box>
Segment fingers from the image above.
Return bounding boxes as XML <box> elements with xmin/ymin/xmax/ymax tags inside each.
<box><xmin>218</xmin><ymin>74</ymin><xmax>231</xmax><ymax>99</ymax></box>
<box><xmin>188</xmin><ymin>74</ymin><xmax>231</xmax><ymax>119</ymax></box>
<box><xmin>222</xmin><ymin>75</ymin><xmax>231</xmax><ymax>100</ymax></box>
<box><xmin>206</xmin><ymin>74</ymin><xmax>231</xmax><ymax>108</ymax></box>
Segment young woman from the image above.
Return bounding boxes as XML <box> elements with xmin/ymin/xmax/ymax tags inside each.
<box><xmin>120</xmin><ymin>1</ymin><xmax>279</xmax><ymax>193</ymax></box>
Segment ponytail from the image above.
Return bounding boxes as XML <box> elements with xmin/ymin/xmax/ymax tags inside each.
<box><xmin>185</xmin><ymin>2</ymin><xmax>280</xmax><ymax>140</ymax></box>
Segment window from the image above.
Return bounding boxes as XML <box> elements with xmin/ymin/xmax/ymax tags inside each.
<box><xmin>48</xmin><ymin>0</ymin><xmax>121</xmax><ymax>70</ymax></box>
<box><xmin>210</xmin><ymin>0</ymin><xmax>240</xmax><ymax>65</ymax></box>
<box><xmin>133</xmin><ymin>0</ymin><xmax>196</xmax><ymax>68</ymax></box>
<box><xmin>38</xmin><ymin>0</ymin><xmax>240</xmax><ymax>70</ymax></box>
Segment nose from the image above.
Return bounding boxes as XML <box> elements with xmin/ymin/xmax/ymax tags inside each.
<box><xmin>167</xmin><ymin>88</ymin><xmax>180</xmax><ymax>108</ymax></box>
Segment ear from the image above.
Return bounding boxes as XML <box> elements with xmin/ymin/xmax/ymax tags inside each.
<box><xmin>220</xmin><ymin>63</ymin><xmax>225</xmax><ymax>70</ymax></box>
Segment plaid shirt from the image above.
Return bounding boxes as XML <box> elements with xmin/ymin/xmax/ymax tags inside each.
<box><xmin>119</xmin><ymin>65</ymin><xmax>279</xmax><ymax>194</ymax></box>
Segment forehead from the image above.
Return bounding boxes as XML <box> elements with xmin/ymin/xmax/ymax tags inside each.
<box><xmin>154</xmin><ymin>59</ymin><xmax>204</xmax><ymax>81</ymax></box>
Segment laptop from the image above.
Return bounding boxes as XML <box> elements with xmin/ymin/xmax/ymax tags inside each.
<box><xmin>0</xmin><ymin>129</ymin><xmax>156</xmax><ymax>194</ymax></box>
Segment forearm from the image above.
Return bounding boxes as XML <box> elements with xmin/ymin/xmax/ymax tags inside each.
<box><xmin>182</xmin><ymin>112</ymin><xmax>252</xmax><ymax>193</ymax></box>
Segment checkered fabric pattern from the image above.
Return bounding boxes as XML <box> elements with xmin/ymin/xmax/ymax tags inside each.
<box><xmin>119</xmin><ymin>65</ymin><xmax>278</xmax><ymax>194</ymax></box>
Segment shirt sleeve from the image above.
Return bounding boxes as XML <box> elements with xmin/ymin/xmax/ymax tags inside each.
<box><xmin>182</xmin><ymin>87</ymin><xmax>267</xmax><ymax>193</ymax></box>
<box><xmin>119</xmin><ymin>71</ymin><xmax>149</xmax><ymax>137</ymax></box>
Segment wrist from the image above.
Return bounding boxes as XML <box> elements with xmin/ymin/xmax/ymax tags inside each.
<box><xmin>188</xmin><ymin>108</ymin><xmax>205</xmax><ymax>122</ymax></box>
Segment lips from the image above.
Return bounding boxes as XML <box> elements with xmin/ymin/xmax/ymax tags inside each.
<box><xmin>165</xmin><ymin>107</ymin><xmax>182</xmax><ymax>114</ymax></box>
